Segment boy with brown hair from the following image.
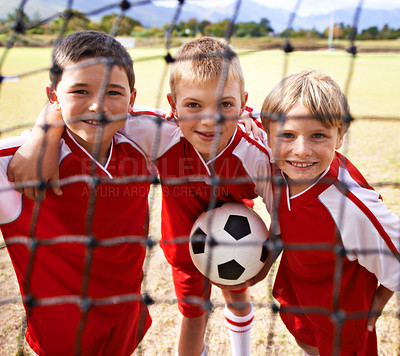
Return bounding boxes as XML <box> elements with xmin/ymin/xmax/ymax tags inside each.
<box><xmin>1</xmin><ymin>30</ymin><xmax>152</xmax><ymax>355</ymax></box>
<box><xmin>10</xmin><ymin>36</ymin><xmax>276</xmax><ymax>356</ymax></box>
<box><xmin>260</xmin><ymin>69</ymin><xmax>399</xmax><ymax>356</ymax></box>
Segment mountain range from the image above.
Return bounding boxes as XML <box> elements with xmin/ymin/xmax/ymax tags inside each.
<box><xmin>1</xmin><ymin>0</ymin><xmax>399</xmax><ymax>32</ymax></box>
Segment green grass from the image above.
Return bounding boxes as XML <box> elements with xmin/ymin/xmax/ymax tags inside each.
<box><xmin>1</xmin><ymin>47</ymin><xmax>399</xmax><ymax>117</ymax></box>
<box><xmin>238</xmin><ymin>49</ymin><xmax>400</xmax><ymax>115</ymax></box>
<box><xmin>1</xmin><ymin>47</ymin><xmax>399</xmax><ymax>122</ymax></box>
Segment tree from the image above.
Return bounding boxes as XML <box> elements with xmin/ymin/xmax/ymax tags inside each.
<box><xmin>198</xmin><ymin>20</ymin><xmax>211</xmax><ymax>35</ymax></box>
<box><xmin>66</xmin><ymin>12</ymin><xmax>91</xmax><ymax>32</ymax></box>
<box><xmin>259</xmin><ymin>18</ymin><xmax>273</xmax><ymax>34</ymax></box>
<box><xmin>339</xmin><ymin>24</ymin><xmax>352</xmax><ymax>40</ymax></box>
<box><xmin>359</xmin><ymin>26</ymin><xmax>379</xmax><ymax>40</ymax></box>
<box><xmin>323</xmin><ymin>24</ymin><xmax>343</xmax><ymax>39</ymax></box>
<box><xmin>236</xmin><ymin>22</ymin><xmax>261</xmax><ymax>37</ymax></box>
<box><xmin>376</xmin><ymin>24</ymin><xmax>400</xmax><ymax>40</ymax></box>
<box><xmin>203</xmin><ymin>19</ymin><xmax>232</xmax><ymax>37</ymax></box>
<box><xmin>48</xmin><ymin>10</ymin><xmax>91</xmax><ymax>34</ymax></box>
<box><xmin>4</xmin><ymin>8</ymin><xmax>31</xmax><ymax>33</ymax></box>
<box><xmin>235</xmin><ymin>18</ymin><xmax>273</xmax><ymax>37</ymax></box>
<box><xmin>176</xmin><ymin>18</ymin><xmax>199</xmax><ymax>37</ymax></box>
<box><xmin>100</xmin><ymin>14</ymin><xmax>141</xmax><ymax>35</ymax></box>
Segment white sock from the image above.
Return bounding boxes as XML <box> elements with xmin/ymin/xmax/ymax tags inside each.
<box><xmin>224</xmin><ymin>303</ymin><xmax>254</xmax><ymax>356</ymax></box>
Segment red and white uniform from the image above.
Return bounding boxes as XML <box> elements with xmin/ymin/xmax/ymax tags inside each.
<box><xmin>273</xmin><ymin>152</ymin><xmax>400</xmax><ymax>355</ymax></box>
<box><xmin>121</xmin><ymin>106</ymin><xmax>274</xmax><ymax>317</ymax></box>
<box><xmin>0</xmin><ymin>131</ymin><xmax>152</xmax><ymax>355</ymax></box>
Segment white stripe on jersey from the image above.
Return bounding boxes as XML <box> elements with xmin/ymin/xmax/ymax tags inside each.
<box><xmin>122</xmin><ymin>111</ymin><xmax>181</xmax><ymax>159</ymax></box>
<box><xmin>0</xmin><ymin>161</ymin><xmax>22</xmax><ymax>224</ymax></box>
<box><xmin>0</xmin><ymin>136</ymin><xmax>27</xmax><ymax>224</ymax></box>
<box><xmin>318</xmin><ymin>166</ymin><xmax>400</xmax><ymax>291</ymax></box>
<box><xmin>232</xmin><ymin>135</ymin><xmax>274</xmax><ymax>219</ymax></box>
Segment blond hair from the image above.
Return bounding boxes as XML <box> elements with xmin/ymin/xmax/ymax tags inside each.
<box><xmin>169</xmin><ymin>37</ymin><xmax>245</xmax><ymax>100</ymax></box>
<box><xmin>261</xmin><ymin>70</ymin><xmax>351</xmax><ymax>135</ymax></box>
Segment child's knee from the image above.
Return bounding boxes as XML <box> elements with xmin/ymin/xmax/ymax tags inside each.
<box><xmin>221</xmin><ymin>288</ymin><xmax>251</xmax><ymax>315</ymax></box>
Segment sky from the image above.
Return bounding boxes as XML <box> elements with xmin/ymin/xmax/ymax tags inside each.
<box><xmin>154</xmin><ymin>0</ymin><xmax>400</xmax><ymax>16</ymax></box>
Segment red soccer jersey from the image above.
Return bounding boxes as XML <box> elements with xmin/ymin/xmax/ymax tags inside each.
<box><xmin>122</xmin><ymin>106</ymin><xmax>274</xmax><ymax>266</ymax></box>
<box><xmin>273</xmin><ymin>152</ymin><xmax>400</xmax><ymax>353</ymax></box>
<box><xmin>0</xmin><ymin>131</ymin><xmax>152</xmax><ymax>355</ymax></box>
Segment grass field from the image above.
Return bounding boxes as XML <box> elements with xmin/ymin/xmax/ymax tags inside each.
<box><xmin>0</xmin><ymin>45</ymin><xmax>399</xmax><ymax>355</ymax></box>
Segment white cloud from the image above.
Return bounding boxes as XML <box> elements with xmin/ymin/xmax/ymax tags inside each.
<box><xmin>252</xmin><ymin>0</ymin><xmax>400</xmax><ymax>16</ymax></box>
<box><xmin>154</xmin><ymin>0</ymin><xmax>399</xmax><ymax>15</ymax></box>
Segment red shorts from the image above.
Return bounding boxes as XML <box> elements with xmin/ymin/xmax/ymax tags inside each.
<box><xmin>27</xmin><ymin>303</ymin><xmax>151</xmax><ymax>356</ymax></box>
<box><xmin>81</xmin><ymin>306</ymin><xmax>151</xmax><ymax>356</ymax></box>
<box><xmin>280</xmin><ymin>309</ymin><xmax>378</xmax><ymax>356</ymax></box>
<box><xmin>171</xmin><ymin>262</ymin><xmax>212</xmax><ymax>318</ymax></box>
<box><xmin>171</xmin><ymin>263</ymin><xmax>248</xmax><ymax>318</ymax></box>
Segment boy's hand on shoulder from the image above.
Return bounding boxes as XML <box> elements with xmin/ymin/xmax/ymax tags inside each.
<box><xmin>165</xmin><ymin>108</ymin><xmax>178</xmax><ymax>124</ymax></box>
<box><xmin>238</xmin><ymin>111</ymin><xmax>264</xmax><ymax>141</ymax></box>
<box><xmin>367</xmin><ymin>284</ymin><xmax>394</xmax><ymax>332</ymax></box>
<box><xmin>7</xmin><ymin>104</ymin><xmax>64</xmax><ymax>200</ymax></box>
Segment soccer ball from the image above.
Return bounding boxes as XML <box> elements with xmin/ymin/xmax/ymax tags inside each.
<box><xmin>189</xmin><ymin>202</ymin><xmax>269</xmax><ymax>286</ymax></box>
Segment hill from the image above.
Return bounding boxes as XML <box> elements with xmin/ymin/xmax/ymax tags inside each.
<box><xmin>0</xmin><ymin>0</ymin><xmax>399</xmax><ymax>32</ymax></box>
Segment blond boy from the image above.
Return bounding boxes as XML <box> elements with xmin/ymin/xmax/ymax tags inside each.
<box><xmin>261</xmin><ymin>70</ymin><xmax>399</xmax><ymax>356</ymax></box>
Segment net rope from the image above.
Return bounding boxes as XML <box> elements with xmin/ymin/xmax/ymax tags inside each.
<box><xmin>0</xmin><ymin>0</ymin><xmax>399</xmax><ymax>355</ymax></box>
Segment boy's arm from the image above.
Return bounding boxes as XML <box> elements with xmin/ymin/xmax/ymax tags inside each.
<box><xmin>338</xmin><ymin>194</ymin><xmax>400</xmax><ymax>292</ymax></box>
<box><xmin>213</xmin><ymin>234</ymin><xmax>283</xmax><ymax>290</ymax></box>
<box><xmin>238</xmin><ymin>106</ymin><xmax>264</xmax><ymax>141</ymax></box>
<box><xmin>245</xmin><ymin>234</ymin><xmax>282</xmax><ymax>286</ymax></box>
<box><xmin>121</xmin><ymin>106</ymin><xmax>180</xmax><ymax>159</ymax></box>
<box><xmin>7</xmin><ymin>103</ymin><xmax>64</xmax><ymax>200</ymax></box>
<box><xmin>367</xmin><ymin>284</ymin><xmax>394</xmax><ymax>332</ymax></box>
<box><xmin>334</xmin><ymin>185</ymin><xmax>399</xmax><ymax>331</ymax></box>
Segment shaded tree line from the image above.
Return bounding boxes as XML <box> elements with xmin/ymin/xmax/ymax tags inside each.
<box><xmin>1</xmin><ymin>9</ymin><xmax>399</xmax><ymax>40</ymax></box>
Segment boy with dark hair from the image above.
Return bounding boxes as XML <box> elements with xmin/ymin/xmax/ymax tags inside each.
<box><xmin>1</xmin><ymin>30</ymin><xmax>152</xmax><ymax>355</ymax></box>
<box><xmin>9</xmin><ymin>36</ymin><xmax>277</xmax><ymax>356</ymax></box>
<box><xmin>261</xmin><ymin>69</ymin><xmax>399</xmax><ymax>356</ymax></box>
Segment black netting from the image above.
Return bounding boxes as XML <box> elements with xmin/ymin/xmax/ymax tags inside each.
<box><xmin>0</xmin><ymin>1</ymin><xmax>399</xmax><ymax>355</ymax></box>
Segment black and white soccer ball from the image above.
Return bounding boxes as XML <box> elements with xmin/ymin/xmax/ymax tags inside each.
<box><xmin>189</xmin><ymin>202</ymin><xmax>269</xmax><ymax>286</ymax></box>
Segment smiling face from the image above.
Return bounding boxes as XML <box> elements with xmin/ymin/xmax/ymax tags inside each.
<box><xmin>168</xmin><ymin>79</ymin><xmax>247</xmax><ymax>161</ymax></box>
<box><xmin>48</xmin><ymin>59</ymin><xmax>136</xmax><ymax>163</ymax></box>
<box><xmin>267</xmin><ymin>104</ymin><xmax>343</xmax><ymax>196</ymax></box>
